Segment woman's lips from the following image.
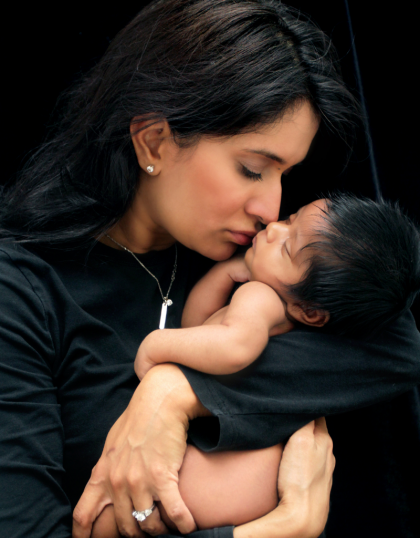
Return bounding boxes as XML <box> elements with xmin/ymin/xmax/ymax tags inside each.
<box><xmin>229</xmin><ymin>231</ymin><xmax>256</xmax><ymax>245</ymax></box>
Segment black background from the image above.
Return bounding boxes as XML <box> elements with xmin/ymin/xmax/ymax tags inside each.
<box><xmin>3</xmin><ymin>2</ymin><xmax>420</xmax><ymax>537</ymax></box>
<box><xmin>3</xmin><ymin>0</ymin><xmax>419</xmax><ymax>325</ymax></box>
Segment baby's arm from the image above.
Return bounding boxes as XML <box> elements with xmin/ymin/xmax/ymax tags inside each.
<box><xmin>135</xmin><ymin>281</ymin><xmax>293</xmax><ymax>378</ymax></box>
<box><xmin>181</xmin><ymin>256</ymin><xmax>250</xmax><ymax>328</ymax></box>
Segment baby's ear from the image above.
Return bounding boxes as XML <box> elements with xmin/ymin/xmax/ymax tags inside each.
<box><xmin>287</xmin><ymin>302</ymin><xmax>330</xmax><ymax>328</ymax></box>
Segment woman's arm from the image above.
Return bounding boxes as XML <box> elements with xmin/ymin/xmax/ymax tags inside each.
<box><xmin>234</xmin><ymin>418</ymin><xmax>334</xmax><ymax>538</ymax></box>
<box><xmin>90</xmin><ymin>419</ymin><xmax>334</xmax><ymax>538</ymax></box>
<box><xmin>73</xmin><ymin>364</ymin><xmax>212</xmax><ymax>538</ymax></box>
<box><xmin>0</xmin><ymin>249</ymin><xmax>71</xmax><ymax>537</ymax></box>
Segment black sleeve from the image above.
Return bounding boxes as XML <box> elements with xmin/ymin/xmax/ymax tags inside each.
<box><xmin>159</xmin><ymin>527</ymin><xmax>234</xmax><ymax>538</ymax></box>
<box><xmin>181</xmin><ymin>311</ymin><xmax>420</xmax><ymax>450</ymax></box>
<box><xmin>0</xmin><ymin>247</ymin><xmax>233</xmax><ymax>538</ymax></box>
<box><xmin>0</xmin><ymin>249</ymin><xmax>71</xmax><ymax>537</ymax></box>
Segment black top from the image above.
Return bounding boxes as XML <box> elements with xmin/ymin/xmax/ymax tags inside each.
<box><xmin>1</xmin><ymin>241</ymin><xmax>420</xmax><ymax>538</ymax></box>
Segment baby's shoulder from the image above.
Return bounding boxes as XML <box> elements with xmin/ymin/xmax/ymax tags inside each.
<box><xmin>232</xmin><ymin>281</ymin><xmax>283</xmax><ymax>308</ymax></box>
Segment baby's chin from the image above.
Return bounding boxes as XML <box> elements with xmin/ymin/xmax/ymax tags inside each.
<box><xmin>244</xmin><ymin>246</ymin><xmax>253</xmax><ymax>268</ymax></box>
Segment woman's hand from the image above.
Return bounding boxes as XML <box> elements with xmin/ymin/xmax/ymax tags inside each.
<box><xmin>72</xmin><ymin>364</ymin><xmax>211</xmax><ymax>538</ymax></box>
<box><xmin>234</xmin><ymin>418</ymin><xmax>335</xmax><ymax>538</ymax></box>
<box><xmin>277</xmin><ymin>417</ymin><xmax>334</xmax><ymax>534</ymax></box>
<box><xmin>134</xmin><ymin>333</ymin><xmax>159</xmax><ymax>380</ymax></box>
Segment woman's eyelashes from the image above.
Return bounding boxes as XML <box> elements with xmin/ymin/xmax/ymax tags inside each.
<box><xmin>240</xmin><ymin>164</ymin><xmax>263</xmax><ymax>182</ymax></box>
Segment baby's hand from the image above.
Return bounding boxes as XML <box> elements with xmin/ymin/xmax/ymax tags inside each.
<box><xmin>224</xmin><ymin>254</ymin><xmax>251</xmax><ymax>284</ymax></box>
<box><xmin>135</xmin><ymin>335</ymin><xmax>158</xmax><ymax>380</ymax></box>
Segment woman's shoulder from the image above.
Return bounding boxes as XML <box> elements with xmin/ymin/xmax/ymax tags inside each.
<box><xmin>0</xmin><ymin>243</ymin><xmax>65</xmax><ymax>369</ymax></box>
<box><xmin>0</xmin><ymin>242</ymin><xmax>75</xmax><ymax>336</ymax></box>
<box><xmin>0</xmin><ymin>241</ymin><xmax>63</xmax><ymax>295</ymax></box>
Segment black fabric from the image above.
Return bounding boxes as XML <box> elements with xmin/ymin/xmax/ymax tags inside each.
<box><xmin>158</xmin><ymin>527</ymin><xmax>235</xmax><ymax>538</ymax></box>
<box><xmin>1</xmin><ymin>241</ymin><xmax>420</xmax><ymax>538</ymax></box>
<box><xmin>3</xmin><ymin>3</ymin><xmax>419</xmax><ymax>538</ymax></box>
<box><xmin>183</xmin><ymin>316</ymin><xmax>420</xmax><ymax>450</ymax></box>
<box><xmin>0</xmin><ymin>241</ymin><xmax>217</xmax><ymax>538</ymax></box>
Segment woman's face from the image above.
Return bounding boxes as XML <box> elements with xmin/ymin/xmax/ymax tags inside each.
<box><xmin>129</xmin><ymin>100</ymin><xmax>319</xmax><ymax>260</ymax></box>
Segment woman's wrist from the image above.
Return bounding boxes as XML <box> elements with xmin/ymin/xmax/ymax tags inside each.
<box><xmin>137</xmin><ymin>363</ymin><xmax>212</xmax><ymax>422</ymax></box>
<box><xmin>233</xmin><ymin>502</ymin><xmax>311</xmax><ymax>538</ymax></box>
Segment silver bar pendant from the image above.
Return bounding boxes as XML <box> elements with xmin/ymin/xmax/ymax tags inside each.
<box><xmin>159</xmin><ymin>299</ymin><xmax>173</xmax><ymax>329</ymax></box>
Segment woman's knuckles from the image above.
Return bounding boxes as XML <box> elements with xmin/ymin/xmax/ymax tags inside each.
<box><xmin>89</xmin><ymin>462</ymin><xmax>109</xmax><ymax>485</ymax></box>
<box><xmin>289</xmin><ymin>433</ymin><xmax>314</xmax><ymax>453</ymax></box>
<box><xmin>140</xmin><ymin>522</ymin><xmax>163</xmax><ymax>535</ymax></box>
<box><xmin>165</xmin><ymin>502</ymin><xmax>187</xmax><ymax>523</ymax></box>
<box><xmin>149</xmin><ymin>462</ymin><xmax>172</xmax><ymax>484</ymax></box>
<box><xmin>118</xmin><ymin>523</ymin><xmax>142</xmax><ymax>538</ymax></box>
<box><xmin>72</xmin><ymin>504</ymin><xmax>91</xmax><ymax>529</ymax></box>
<box><xmin>109</xmin><ymin>470</ymin><xmax>126</xmax><ymax>491</ymax></box>
<box><xmin>126</xmin><ymin>470</ymin><xmax>144</xmax><ymax>490</ymax></box>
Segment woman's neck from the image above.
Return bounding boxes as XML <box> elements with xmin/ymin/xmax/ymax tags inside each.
<box><xmin>100</xmin><ymin>195</ymin><xmax>176</xmax><ymax>254</ymax></box>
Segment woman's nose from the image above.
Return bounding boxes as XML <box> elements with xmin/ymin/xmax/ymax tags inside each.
<box><xmin>246</xmin><ymin>179</ymin><xmax>282</xmax><ymax>225</ymax></box>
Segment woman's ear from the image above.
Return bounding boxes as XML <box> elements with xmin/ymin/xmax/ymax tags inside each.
<box><xmin>130</xmin><ymin>118</ymin><xmax>173</xmax><ymax>175</ymax></box>
<box><xmin>287</xmin><ymin>302</ymin><xmax>330</xmax><ymax>328</ymax></box>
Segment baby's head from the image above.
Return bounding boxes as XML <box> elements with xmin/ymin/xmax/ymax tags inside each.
<box><xmin>245</xmin><ymin>194</ymin><xmax>420</xmax><ymax>338</ymax></box>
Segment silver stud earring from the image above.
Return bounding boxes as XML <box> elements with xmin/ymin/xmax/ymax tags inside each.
<box><xmin>146</xmin><ymin>165</ymin><xmax>155</xmax><ymax>174</ymax></box>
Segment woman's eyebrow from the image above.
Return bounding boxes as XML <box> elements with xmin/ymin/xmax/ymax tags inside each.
<box><xmin>243</xmin><ymin>149</ymin><xmax>286</xmax><ymax>165</ymax></box>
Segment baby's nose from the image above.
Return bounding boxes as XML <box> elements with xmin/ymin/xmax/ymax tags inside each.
<box><xmin>266</xmin><ymin>221</ymin><xmax>289</xmax><ymax>242</ymax></box>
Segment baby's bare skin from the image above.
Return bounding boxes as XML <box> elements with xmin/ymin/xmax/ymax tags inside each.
<box><xmin>92</xmin><ymin>443</ymin><xmax>282</xmax><ymax>537</ymax></box>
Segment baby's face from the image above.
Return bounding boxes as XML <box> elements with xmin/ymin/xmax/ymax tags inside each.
<box><xmin>244</xmin><ymin>199</ymin><xmax>327</xmax><ymax>298</ymax></box>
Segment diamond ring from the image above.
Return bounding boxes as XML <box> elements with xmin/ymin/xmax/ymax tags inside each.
<box><xmin>132</xmin><ymin>503</ymin><xmax>156</xmax><ymax>523</ymax></box>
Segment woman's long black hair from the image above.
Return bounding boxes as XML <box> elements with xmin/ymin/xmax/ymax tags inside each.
<box><xmin>1</xmin><ymin>0</ymin><xmax>361</xmax><ymax>248</ymax></box>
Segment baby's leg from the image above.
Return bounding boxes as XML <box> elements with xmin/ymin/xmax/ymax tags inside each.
<box><xmin>160</xmin><ymin>443</ymin><xmax>282</xmax><ymax>530</ymax></box>
<box><xmin>90</xmin><ymin>504</ymin><xmax>119</xmax><ymax>538</ymax></box>
<box><xmin>90</xmin><ymin>443</ymin><xmax>282</xmax><ymax>535</ymax></box>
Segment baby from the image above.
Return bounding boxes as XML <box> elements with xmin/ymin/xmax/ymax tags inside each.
<box><xmin>92</xmin><ymin>194</ymin><xmax>420</xmax><ymax>536</ymax></box>
<box><xmin>135</xmin><ymin>193</ymin><xmax>420</xmax><ymax>529</ymax></box>
<box><xmin>136</xmin><ymin>193</ymin><xmax>420</xmax><ymax>379</ymax></box>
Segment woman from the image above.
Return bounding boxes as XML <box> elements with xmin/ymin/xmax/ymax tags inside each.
<box><xmin>1</xmin><ymin>1</ymin><xmax>419</xmax><ymax>537</ymax></box>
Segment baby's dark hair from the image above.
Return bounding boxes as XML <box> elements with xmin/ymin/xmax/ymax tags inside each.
<box><xmin>287</xmin><ymin>194</ymin><xmax>420</xmax><ymax>338</ymax></box>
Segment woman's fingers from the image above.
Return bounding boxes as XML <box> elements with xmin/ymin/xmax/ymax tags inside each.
<box><xmin>74</xmin><ymin>365</ymin><xmax>206</xmax><ymax>537</ymax></box>
<box><xmin>314</xmin><ymin>416</ymin><xmax>336</xmax><ymax>476</ymax></box>
<box><xmin>314</xmin><ymin>416</ymin><xmax>328</xmax><ymax>432</ymax></box>
<box><xmin>276</xmin><ymin>418</ymin><xmax>335</xmax><ymax>537</ymax></box>
<box><xmin>132</xmin><ymin>501</ymin><xmax>169</xmax><ymax>536</ymax></box>
<box><xmin>128</xmin><ymin>466</ymin><xmax>196</xmax><ymax>535</ymax></box>
<box><xmin>91</xmin><ymin>505</ymin><xmax>125</xmax><ymax>538</ymax></box>
<box><xmin>112</xmin><ymin>490</ymin><xmax>143</xmax><ymax>537</ymax></box>
<box><xmin>72</xmin><ymin>470</ymin><xmax>112</xmax><ymax>538</ymax></box>
<box><xmin>155</xmin><ymin>482</ymin><xmax>197</xmax><ymax>534</ymax></box>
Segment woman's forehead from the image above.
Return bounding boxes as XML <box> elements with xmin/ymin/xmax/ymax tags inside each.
<box><xmin>200</xmin><ymin>101</ymin><xmax>319</xmax><ymax>163</ymax></box>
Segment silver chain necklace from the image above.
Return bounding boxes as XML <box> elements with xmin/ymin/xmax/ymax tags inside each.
<box><xmin>105</xmin><ymin>234</ymin><xmax>177</xmax><ymax>329</ymax></box>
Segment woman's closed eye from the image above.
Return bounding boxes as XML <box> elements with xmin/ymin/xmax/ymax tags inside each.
<box><xmin>240</xmin><ymin>164</ymin><xmax>263</xmax><ymax>182</ymax></box>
